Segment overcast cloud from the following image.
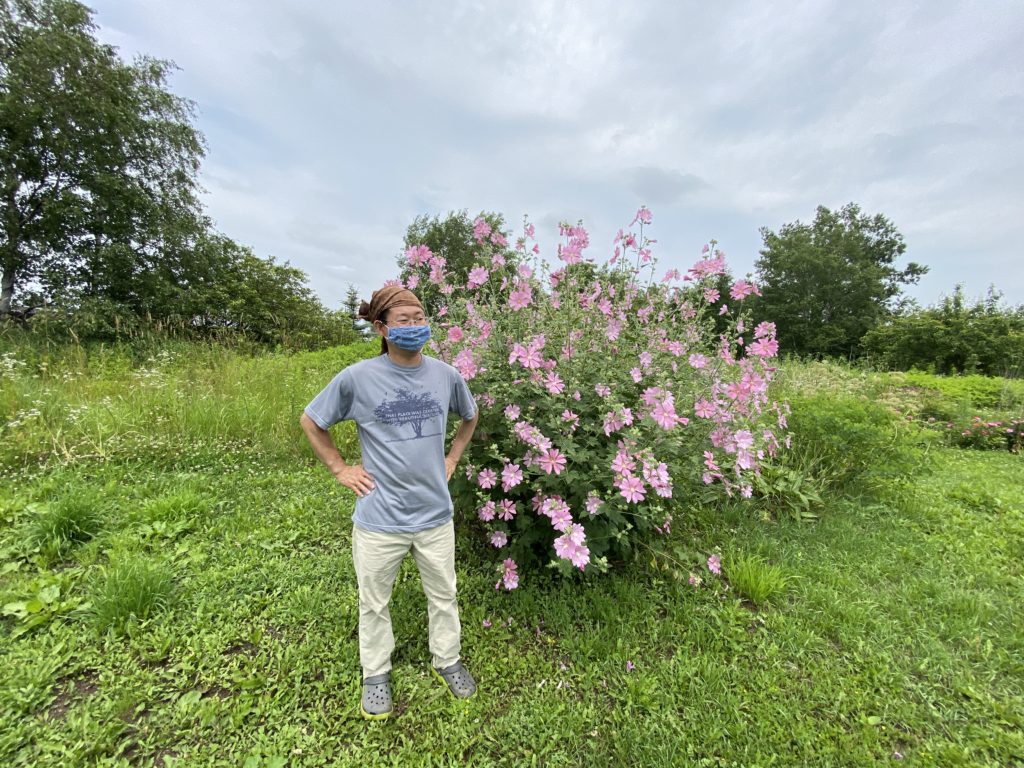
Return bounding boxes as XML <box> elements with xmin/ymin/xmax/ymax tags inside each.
<box><xmin>88</xmin><ymin>0</ymin><xmax>1024</xmax><ymax>308</ymax></box>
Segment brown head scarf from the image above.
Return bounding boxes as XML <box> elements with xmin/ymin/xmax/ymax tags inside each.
<box><xmin>357</xmin><ymin>286</ymin><xmax>424</xmax><ymax>354</ymax></box>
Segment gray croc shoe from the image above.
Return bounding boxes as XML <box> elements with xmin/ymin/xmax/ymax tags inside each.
<box><xmin>433</xmin><ymin>661</ymin><xmax>477</xmax><ymax>699</ymax></box>
<box><xmin>360</xmin><ymin>673</ymin><xmax>392</xmax><ymax>720</ymax></box>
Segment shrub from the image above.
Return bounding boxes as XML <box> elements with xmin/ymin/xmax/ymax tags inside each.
<box><xmin>401</xmin><ymin>210</ymin><xmax>790</xmax><ymax>588</ymax></box>
<box><xmin>784</xmin><ymin>392</ymin><xmax>922</xmax><ymax>492</ymax></box>
<box><xmin>862</xmin><ymin>286</ymin><xmax>1024</xmax><ymax>377</ymax></box>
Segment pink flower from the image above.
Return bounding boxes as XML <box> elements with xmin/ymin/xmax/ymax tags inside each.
<box><xmin>447</xmin><ymin>326</ymin><xmax>464</xmax><ymax>343</ymax></box>
<box><xmin>490</xmin><ymin>531</ymin><xmax>508</xmax><ymax>548</ymax></box>
<box><xmin>406</xmin><ymin>273</ymin><xmax>420</xmax><ymax>289</ymax></box>
<box><xmin>626</xmin><ymin>660</ymin><xmax>636</xmax><ymax>672</ymax></box>
<box><xmin>497</xmin><ymin>499</ymin><xmax>517</xmax><ymax>521</ymax></box>
<box><xmin>733</xmin><ymin>430</ymin><xmax>754</xmax><ymax>450</ymax></box>
<box><xmin>694</xmin><ymin>399</ymin><xmax>716</xmax><ymax>419</ymax></box>
<box><xmin>497</xmin><ymin>558</ymin><xmax>519</xmax><ymax>590</ymax></box>
<box><xmin>452</xmin><ymin>349</ymin><xmax>478</xmax><ymax>380</ymax></box>
<box><xmin>542</xmin><ymin>497</ymin><xmax>573</xmax><ymax>531</ymax></box>
<box><xmin>651</xmin><ymin>400</ymin><xmax>678</xmax><ymax>430</ymax></box>
<box><xmin>585</xmin><ymin>494</ymin><xmax>603</xmax><ymax>515</ymax></box>
<box><xmin>611</xmin><ymin>451</ymin><xmax>636</xmax><ymax>475</ymax></box>
<box><xmin>473</xmin><ymin>217</ymin><xmax>492</xmax><ymax>243</ymax></box>
<box><xmin>544</xmin><ymin>372</ymin><xmax>565</xmax><ymax>395</ymax></box>
<box><xmin>630</xmin><ymin>367</ymin><xmax>643</xmax><ymax>383</ymax></box>
<box><xmin>688</xmin><ymin>353</ymin><xmax>708</xmax><ymax>369</ymax></box>
<box><xmin>595</xmin><ymin>384</ymin><xmax>611</xmax><ymax>397</ymax></box>
<box><xmin>618</xmin><ymin>474</ymin><xmax>646</xmax><ymax>503</ymax></box>
<box><xmin>509</xmin><ymin>282</ymin><xmax>533</xmax><ymax>311</ymax></box>
<box><xmin>730</xmin><ymin>280</ymin><xmax>761</xmax><ymax>301</ymax></box>
<box><xmin>554</xmin><ymin>524</ymin><xmax>590</xmax><ymax>569</ymax></box>
<box><xmin>707</xmin><ymin>554</ymin><xmax>721</xmax><ymax>574</ymax></box>
<box><xmin>749</xmin><ymin>337</ymin><xmax>779</xmax><ymax>358</ymax></box>
<box><xmin>631</xmin><ymin>206</ymin><xmax>653</xmax><ymax>226</ymax></box>
<box><xmin>477</xmin><ymin>501</ymin><xmax>496</xmax><ymax>522</ymax></box>
<box><xmin>467</xmin><ymin>266</ymin><xmax>489</xmax><ymax>289</ymax></box>
<box><xmin>405</xmin><ymin>244</ymin><xmax>432</xmax><ymax>267</ymax></box>
<box><xmin>538</xmin><ymin>448</ymin><xmax>567</xmax><ymax>475</ymax></box>
<box><xmin>703</xmin><ymin>288</ymin><xmax>720</xmax><ymax>303</ymax></box>
<box><xmin>501</xmin><ymin>463</ymin><xmax>523</xmax><ymax>491</ymax></box>
<box><xmin>477</xmin><ymin>468</ymin><xmax>497</xmax><ymax>489</ymax></box>
<box><xmin>504</xmin><ymin>404</ymin><xmax>521</xmax><ymax>420</ymax></box>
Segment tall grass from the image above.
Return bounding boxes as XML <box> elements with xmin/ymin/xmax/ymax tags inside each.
<box><xmin>1</xmin><ymin>340</ymin><xmax>377</xmax><ymax>470</ymax></box>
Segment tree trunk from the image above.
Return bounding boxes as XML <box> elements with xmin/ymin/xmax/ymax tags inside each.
<box><xmin>0</xmin><ymin>263</ymin><xmax>15</xmax><ymax>317</ymax></box>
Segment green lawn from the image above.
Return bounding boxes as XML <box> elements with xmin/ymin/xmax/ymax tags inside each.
<box><xmin>1</xmin><ymin>348</ymin><xmax>1022</xmax><ymax>766</ymax></box>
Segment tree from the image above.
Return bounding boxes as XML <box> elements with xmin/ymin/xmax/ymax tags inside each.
<box><xmin>373</xmin><ymin>388</ymin><xmax>444</xmax><ymax>440</ymax></box>
<box><xmin>753</xmin><ymin>203</ymin><xmax>927</xmax><ymax>358</ymax></box>
<box><xmin>1</xmin><ymin>0</ymin><xmax>205</xmax><ymax>318</ymax></box>
<box><xmin>862</xmin><ymin>285</ymin><xmax>1024</xmax><ymax>376</ymax></box>
<box><xmin>399</xmin><ymin>210</ymin><xmax>518</xmax><ymax>316</ymax></box>
<box><xmin>343</xmin><ymin>282</ymin><xmax>368</xmax><ymax>336</ymax></box>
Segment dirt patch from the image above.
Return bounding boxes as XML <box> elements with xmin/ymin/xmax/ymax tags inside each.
<box><xmin>45</xmin><ymin>673</ymin><xmax>100</xmax><ymax>721</ymax></box>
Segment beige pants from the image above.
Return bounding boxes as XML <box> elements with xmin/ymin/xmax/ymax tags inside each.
<box><xmin>351</xmin><ymin>520</ymin><xmax>461</xmax><ymax>679</ymax></box>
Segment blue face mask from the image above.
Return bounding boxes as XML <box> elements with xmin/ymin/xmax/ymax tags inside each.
<box><xmin>386</xmin><ymin>324</ymin><xmax>432</xmax><ymax>351</ymax></box>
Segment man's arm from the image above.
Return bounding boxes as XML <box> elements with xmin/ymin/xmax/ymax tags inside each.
<box><xmin>445</xmin><ymin>410</ymin><xmax>479</xmax><ymax>482</ymax></box>
<box><xmin>299</xmin><ymin>412</ymin><xmax>375</xmax><ymax>497</ymax></box>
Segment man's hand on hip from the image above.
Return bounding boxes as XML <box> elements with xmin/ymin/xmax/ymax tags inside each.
<box><xmin>335</xmin><ymin>465</ymin><xmax>376</xmax><ymax>497</ymax></box>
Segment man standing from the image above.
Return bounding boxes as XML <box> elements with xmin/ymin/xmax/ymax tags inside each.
<box><xmin>300</xmin><ymin>285</ymin><xmax>479</xmax><ymax>720</ymax></box>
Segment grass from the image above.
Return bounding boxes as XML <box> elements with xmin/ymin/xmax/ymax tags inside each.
<box><xmin>25</xmin><ymin>486</ymin><xmax>104</xmax><ymax>562</ymax></box>
<box><xmin>725</xmin><ymin>552</ymin><xmax>788</xmax><ymax>606</ymax></box>
<box><xmin>87</xmin><ymin>557</ymin><xmax>177</xmax><ymax>636</ymax></box>
<box><xmin>0</xmin><ymin>344</ymin><xmax>1022</xmax><ymax>766</ymax></box>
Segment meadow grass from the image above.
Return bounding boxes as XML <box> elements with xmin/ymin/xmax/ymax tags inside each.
<box><xmin>0</xmin><ymin>344</ymin><xmax>1021</xmax><ymax>766</ymax></box>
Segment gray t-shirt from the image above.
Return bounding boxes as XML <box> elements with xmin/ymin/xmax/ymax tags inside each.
<box><xmin>304</xmin><ymin>353</ymin><xmax>477</xmax><ymax>533</ymax></box>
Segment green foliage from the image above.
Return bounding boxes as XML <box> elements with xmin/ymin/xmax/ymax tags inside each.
<box><xmin>25</xmin><ymin>487</ymin><xmax>103</xmax><ymax>560</ymax></box>
<box><xmin>1</xmin><ymin>351</ymin><xmax>1023</xmax><ymax>765</ymax></box>
<box><xmin>87</xmin><ymin>556</ymin><xmax>175</xmax><ymax>635</ymax></box>
<box><xmin>862</xmin><ymin>285</ymin><xmax>1024</xmax><ymax>376</ymax></box>
<box><xmin>751</xmin><ymin>463</ymin><xmax>823</xmax><ymax>521</ymax></box>
<box><xmin>399</xmin><ymin>209</ymin><xmax>520</xmax><ymax>315</ymax></box>
<box><xmin>0</xmin><ymin>339</ymin><xmax>377</xmax><ymax>470</ymax></box>
<box><xmin>0</xmin><ymin>1</ymin><xmax>349</xmax><ymax>351</ymax></box>
<box><xmin>785</xmin><ymin>391</ymin><xmax>923</xmax><ymax>492</ymax></box>
<box><xmin>1</xmin><ymin>569</ymin><xmax>87</xmax><ymax>638</ymax></box>
<box><xmin>0</xmin><ymin>0</ymin><xmax>205</xmax><ymax>316</ymax></box>
<box><xmin>726</xmin><ymin>552</ymin><xmax>789</xmax><ymax>606</ymax></box>
<box><xmin>753</xmin><ymin>203</ymin><xmax>927</xmax><ymax>359</ymax></box>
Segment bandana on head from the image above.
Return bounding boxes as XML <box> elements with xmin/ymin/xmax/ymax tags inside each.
<box><xmin>358</xmin><ymin>286</ymin><xmax>425</xmax><ymax>353</ymax></box>
<box><xmin>357</xmin><ymin>286</ymin><xmax>424</xmax><ymax>326</ymax></box>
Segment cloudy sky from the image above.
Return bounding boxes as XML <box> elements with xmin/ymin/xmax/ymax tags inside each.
<box><xmin>89</xmin><ymin>0</ymin><xmax>1023</xmax><ymax>309</ymax></box>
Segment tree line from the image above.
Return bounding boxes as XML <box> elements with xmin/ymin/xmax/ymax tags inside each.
<box><xmin>4</xmin><ymin>0</ymin><xmax>1020</xmax><ymax>374</ymax></box>
<box><xmin>1</xmin><ymin>0</ymin><xmax>354</xmax><ymax>348</ymax></box>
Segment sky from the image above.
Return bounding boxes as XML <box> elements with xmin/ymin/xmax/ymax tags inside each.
<box><xmin>88</xmin><ymin>0</ymin><xmax>1024</xmax><ymax>310</ymax></box>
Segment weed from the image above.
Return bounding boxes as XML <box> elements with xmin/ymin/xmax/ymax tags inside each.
<box><xmin>726</xmin><ymin>552</ymin><xmax>789</xmax><ymax>606</ymax></box>
<box><xmin>26</xmin><ymin>488</ymin><xmax>104</xmax><ymax>560</ymax></box>
<box><xmin>88</xmin><ymin>557</ymin><xmax>176</xmax><ymax>635</ymax></box>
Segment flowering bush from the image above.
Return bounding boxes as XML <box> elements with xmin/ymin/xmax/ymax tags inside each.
<box><xmin>928</xmin><ymin>415</ymin><xmax>1024</xmax><ymax>452</ymax></box>
<box><xmin>399</xmin><ymin>209</ymin><xmax>790</xmax><ymax>589</ymax></box>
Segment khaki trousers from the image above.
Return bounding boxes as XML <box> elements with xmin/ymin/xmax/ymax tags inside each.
<box><xmin>351</xmin><ymin>520</ymin><xmax>461</xmax><ymax>679</ymax></box>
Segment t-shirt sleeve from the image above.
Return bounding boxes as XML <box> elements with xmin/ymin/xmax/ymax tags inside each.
<box><xmin>304</xmin><ymin>369</ymin><xmax>354</xmax><ymax>430</ymax></box>
<box><xmin>449</xmin><ymin>367</ymin><xmax>477</xmax><ymax>421</ymax></box>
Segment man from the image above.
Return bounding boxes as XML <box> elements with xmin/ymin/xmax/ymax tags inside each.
<box><xmin>299</xmin><ymin>285</ymin><xmax>479</xmax><ymax>720</ymax></box>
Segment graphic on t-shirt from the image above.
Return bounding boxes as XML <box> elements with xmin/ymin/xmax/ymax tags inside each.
<box><xmin>373</xmin><ymin>387</ymin><xmax>444</xmax><ymax>441</ymax></box>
